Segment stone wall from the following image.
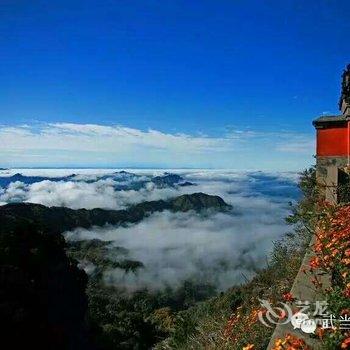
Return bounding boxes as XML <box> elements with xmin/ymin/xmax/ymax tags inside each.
<box><xmin>316</xmin><ymin>156</ymin><xmax>349</xmax><ymax>203</ymax></box>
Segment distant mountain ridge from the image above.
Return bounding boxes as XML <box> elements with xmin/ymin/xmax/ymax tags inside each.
<box><xmin>151</xmin><ymin>173</ymin><xmax>195</xmax><ymax>187</ymax></box>
<box><xmin>0</xmin><ymin>171</ymin><xmax>195</xmax><ymax>190</ymax></box>
<box><xmin>0</xmin><ymin>192</ymin><xmax>231</xmax><ymax>235</ymax></box>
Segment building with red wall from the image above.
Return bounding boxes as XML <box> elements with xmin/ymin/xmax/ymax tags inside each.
<box><xmin>313</xmin><ymin>65</ymin><xmax>350</xmax><ymax>203</ymax></box>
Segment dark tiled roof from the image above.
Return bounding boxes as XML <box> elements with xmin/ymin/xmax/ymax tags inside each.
<box><xmin>313</xmin><ymin>114</ymin><xmax>348</xmax><ymax>127</ymax></box>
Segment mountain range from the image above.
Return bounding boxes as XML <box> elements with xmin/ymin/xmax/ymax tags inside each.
<box><xmin>0</xmin><ymin>192</ymin><xmax>231</xmax><ymax>235</ymax></box>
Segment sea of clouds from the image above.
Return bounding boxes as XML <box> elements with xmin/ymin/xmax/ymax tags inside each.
<box><xmin>0</xmin><ymin>168</ymin><xmax>301</xmax><ymax>292</ymax></box>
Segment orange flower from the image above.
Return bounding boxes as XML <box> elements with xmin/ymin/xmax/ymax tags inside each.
<box><xmin>282</xmin><ymin>292</ymin><xmax>295</xmax><ymax>302</ymax></box>
<box><xmin>341</xmin><ymin>337</ymin><xmax>350</xmax><ymax>349</ymax></box>
<box><xmin>310</xmin><ymin>204</ymin><xmax>350</xmax><ymax>348</ymax></box>
<box><xmin>271</xmin><ymin>334</ymin><xmax>311</xmax><ymax>350</ymax></box>
<box><xmin>243</xmin><ymin>344</ymin><xmax>255</xmax><ymax>350</ymax></box>
<box><xmin>309</xmin><ymin>256</ymin><xmax>320</xmax><ymax>269</ymax></box>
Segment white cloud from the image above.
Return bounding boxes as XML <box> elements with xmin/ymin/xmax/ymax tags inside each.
<box><xmin>0</xmin><ymin>178</ymin><xmax>179</xmax><ymax>210</ymax></box>
<box><xmin>0</xmin><ymin>123</ymin><xmax>228</xmax><ymax>153</ymax></box>
<box><xmin>0</xmin><ymin>169</ymin><xmax>299</xmax><ymax>210</ymax></box>
<box><xmin>62</xmin><ymin>169</ymin><xmax>298</xmax><ymax>291</ymax></box>
<box><xmin>1</xmin><ymin>169</ymin><xmax>299</xmax><ymax>291</ymax></box>
<box><xmin>67</xmin><ymin>209</ymin><xmax>286</xmax><ymax>292</ymax></box>
<box><xmin>0</xmin><ymin>122</ymin><xmax>313</xmax><ymax>170</ymax></box>
<box><xmin>276</xmin><ymin>138</ymin><xmax>314</xmax><ymax>153</ymax></box>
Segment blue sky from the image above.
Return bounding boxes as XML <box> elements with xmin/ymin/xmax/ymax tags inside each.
<box><xmin>0</xmin><ymin>1</ymin><xmax>349</xmax><ymax>169</ymax></box>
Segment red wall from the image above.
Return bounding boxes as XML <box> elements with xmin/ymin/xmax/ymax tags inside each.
<box><xmin>317</xmin><ymin>126</ymin><xmax>349</xmax><ymax>156</ymax></box>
